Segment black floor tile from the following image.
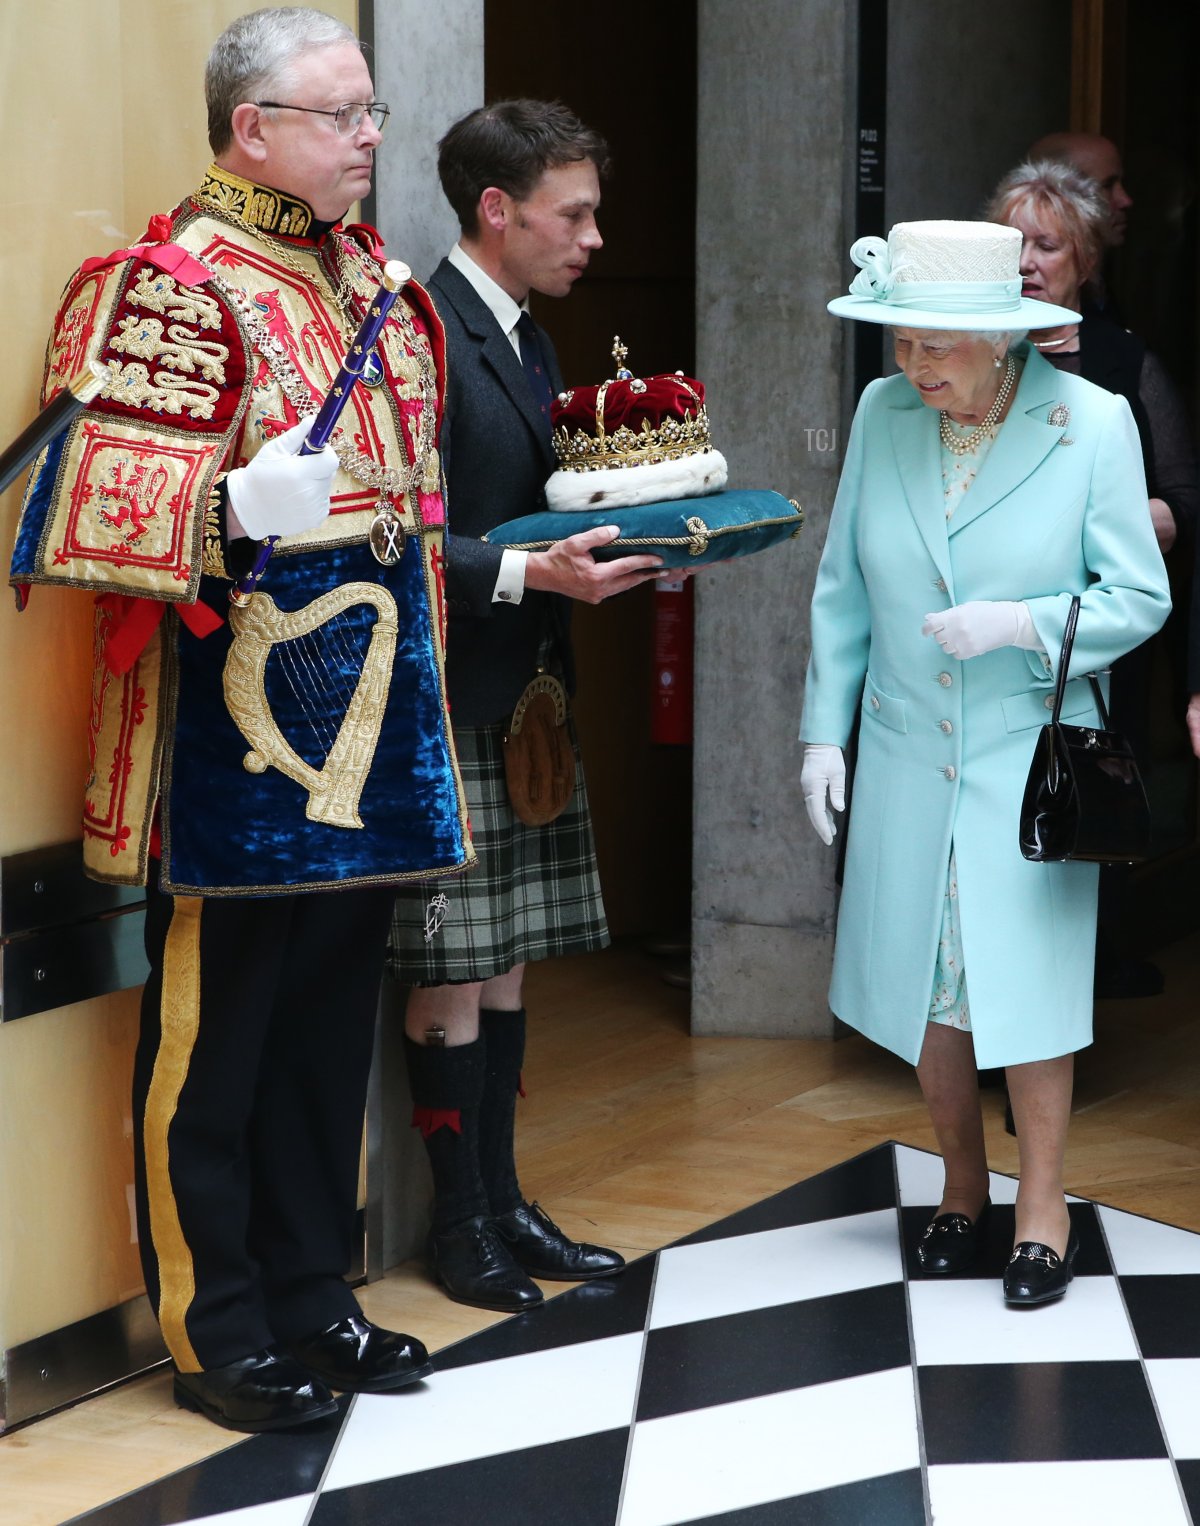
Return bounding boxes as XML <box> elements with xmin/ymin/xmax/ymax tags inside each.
<box><xmin>920</xmin><ymin>1360</ymin><xmax>1168</xmax><ymax>1464</ymax></box>
<box><xmin>1120</xmin><ymin>1274</ymin><xmax>1200</xmax><ymax>1359</ymax></box>
<box><xmin>681</xmin><ymin>1144</ymin><xmax>897</xmax><ymax>1247</ymax></box>
<box><xmin>637</xmin><ymin>1283</ymin><xmax>911</xmax><ymax>1420</ymax></box>
<box><xmin>308</xmin><ymin>1426</ymin><xmax>629</xmax><ymax>1526</ymax></box>
<box><xmin>433</xmin><ymin>1252</ymin><xmax>656</xmax><ymax>1373</ymax></box>
<box><xmin>1177</xmin><ymin>1459</ymin><xmax>1200</xmax><ymax>1524</ymax></box>
<box><xmin>689</xmin><ymin>1469</ymin><xmax>926</xmax><ymax>1525</ymax></box>
<box><xmin>69</xmin><ymin>1395</ymin><xmax>350</xmax><ymax>1524</ymax></box>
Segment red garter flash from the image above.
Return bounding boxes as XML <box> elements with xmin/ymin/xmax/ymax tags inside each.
<box><xmin>411</xmin><ymin>1106</ymin><xmax>462</xmax><ymax>1139</ymax></box>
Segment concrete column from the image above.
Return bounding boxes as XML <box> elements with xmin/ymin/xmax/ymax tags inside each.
<box><xmin>690</xmin><ymin>2</ymin><xmax>1069</xmax><ymax>1038</ymax></box>
<box><xmin>367</xmin><ymin>0</ymin><xmax>484</xmax><ymax>1264</ymax></box>
<box><xmin>371</xmin><ymin>0</ymin><xmax>484</xmax><ymax>286</ymax></box>
<box><xmin>691</xmin><ymin>0</ymin><xmax>855</xmax><ymax>1037</ymax></box>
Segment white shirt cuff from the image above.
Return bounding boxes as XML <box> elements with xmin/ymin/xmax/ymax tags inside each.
<box><xmin>493</xmin><ymin>548</ymin><xmax>528</xmax><ymax>605</ymax></box>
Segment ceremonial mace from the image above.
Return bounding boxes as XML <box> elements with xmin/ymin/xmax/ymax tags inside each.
<box><xmin>230</xmin><ymin>257</ymin><xmax>411</xmax><ymax>607</ymax></box>
<box><xmin>0</xmin><ymin>364</ymin><xmax>108</xmax><ymax>498</ymax></box>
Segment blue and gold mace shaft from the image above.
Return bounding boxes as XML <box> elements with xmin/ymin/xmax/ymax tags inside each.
<box><xmin>230</xmin><ymin>258</ymin><xmax>411</xmax><ymax>607</ymax></box>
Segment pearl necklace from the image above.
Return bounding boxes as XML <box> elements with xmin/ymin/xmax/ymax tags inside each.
<box><xmin>939</xmin><ymin>352</ymin><xmax>1016</xmax><ymax>456</ymax></box>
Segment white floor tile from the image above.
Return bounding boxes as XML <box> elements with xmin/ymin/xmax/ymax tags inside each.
<box><xmin>909</xmin><ymin>1274</ymin><xmax>1139</xmax><ymax>1365</ymax></box>
<box><xmin>620</xmin><ymin>1365</ymin><xmax>919</xmax><ymax>1526</ymax></box>
<box><xmin>322</xmin><ymin>1332</ymin><xmax>644</xmax><ymax>1491</ymax></box>
<box><xmin>649</xmin><ymin>1209</ymin><xmax>902</xmax><ymax>1330</ymax></box>
<box><xmin>894</xmin><ymin>1144</ymin><xmax>1018</xmax><ymax>1207</ymax></box>
<box><xmin>927</xmin><ymin>1459</ymin><xmax>1189</xmax><ymax>1525</ymax></box>
<box><xmin>1146</xmin><ymin>1358</ymin><xmax>1200</xmax><ymax>1458</ymax></box>
<box><xmin>1098</xmin><ymin>1204</ymin><xmax>1200</xmax><ymax>1275</ymax></box>
<box><xmin>187</xmin><ymin>1500</ymin><xmax>315</xmax><ymax>1526</ymax></box>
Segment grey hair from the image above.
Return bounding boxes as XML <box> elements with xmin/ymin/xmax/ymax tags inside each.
<box><xmin>980</xmin><ymin>329</ymin><xmax>1028</xmax><ymax>348</ymax></box>
<box><xmin>206</xmin><ymin>7</ymin><xmax>360</xmax><ymax>155</ymax></box>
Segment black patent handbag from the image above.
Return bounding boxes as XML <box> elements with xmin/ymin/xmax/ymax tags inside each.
<box><xmin>1018</xmin><ymin>596</ymin><xmax>1151</xmax><ymax>864</ymax></box>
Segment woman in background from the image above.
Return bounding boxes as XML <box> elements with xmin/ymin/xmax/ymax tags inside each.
<box><xmin>989</xmin><ymin>160</ymin><xmax>1199</xmax><ymax>998</ymax></box>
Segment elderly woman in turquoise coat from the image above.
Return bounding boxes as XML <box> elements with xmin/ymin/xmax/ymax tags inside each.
<box><xmin>801</xmin><ymin>220</ymin><xmax>1170</xmax><ymax>1306</ymax></box>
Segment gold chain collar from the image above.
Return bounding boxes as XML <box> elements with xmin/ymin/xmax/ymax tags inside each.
<box><xmin>190</xmin><ymin>173</ymin><xmax>437</xmax><ymax>499</ymax></box>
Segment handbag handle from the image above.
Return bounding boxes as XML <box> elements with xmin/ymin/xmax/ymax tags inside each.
<box><xmin>1051</xmin><ymin>594</ymin><xmax>1110</xmax><ymax>729</ymax></box>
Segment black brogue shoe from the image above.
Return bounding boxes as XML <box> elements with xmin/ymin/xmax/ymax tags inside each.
<box><xmin>283</xmin><ymin>1314</ymin><xmax>431</xmax><ymax>1393</ymax></box>
<box><xmin>430</xmin><ymin>1215</ymin><xmax>544</xmax><ymax>1312</ymax></box>
<box><xmin>492</xmin><ymin>1200</ymin><xmax>626</xmax><ymax>1281</ymax></box>
<box><xmin>173</xmin><ymin>1349</ymin><xmax>338</xmax><ymax>1433</ymax></box>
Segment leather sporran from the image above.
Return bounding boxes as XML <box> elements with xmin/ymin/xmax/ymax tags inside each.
<box><xmin>503</xmin><ymin>671</ymin><xmax>575</xmax><ymax>827</ymax></box>
<box><xmin>1018</xmin><ymin>597</ymin><xmax>1150</xmax><ymax>864</ymax></box>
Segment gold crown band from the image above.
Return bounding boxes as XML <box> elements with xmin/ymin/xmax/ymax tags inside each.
<box><xmin>552</xmin><ymin>408</ymin><xmax>713</xmax><ymax>473</ymax></box>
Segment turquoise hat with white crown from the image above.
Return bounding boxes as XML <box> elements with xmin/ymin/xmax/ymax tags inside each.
<box><xmin>827</xmin><ymin>219</ymin><xmax>1080</xmax><ymax>331</ymax></box>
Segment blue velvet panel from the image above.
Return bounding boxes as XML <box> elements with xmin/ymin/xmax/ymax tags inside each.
<box><xmin>162</xmin><ymin>539</ymin><xmax>467</xmax><ymax>895</ymax></box>
<box><xmin>9</xmin><ymin>430</ymin><xmax>69</xmax><ymax>579</ymax></box>
<box><xmin>482</xmin><ymin>488</ymin><xmax>803</xmax><ymax>567</ymax></box>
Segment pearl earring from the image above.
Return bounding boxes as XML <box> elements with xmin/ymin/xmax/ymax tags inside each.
<box><xmin>994</xmin><ymin>356</ymin><xmax>1002</xmax><ymax>368</ymax></box>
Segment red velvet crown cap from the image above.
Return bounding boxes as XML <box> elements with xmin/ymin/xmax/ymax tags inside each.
<box><xmin>551</xmin><ymin>373</ymin><xmax>706</xmax><ymax>435</ymax></box>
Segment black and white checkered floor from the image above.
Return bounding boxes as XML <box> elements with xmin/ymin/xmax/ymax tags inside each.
<box><xmin>73</xmin><ymin>1143</ymin><xmax>1200</xmax><ymax>1525</ymax></box>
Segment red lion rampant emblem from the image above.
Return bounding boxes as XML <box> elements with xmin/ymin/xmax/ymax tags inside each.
<box><xmin>98</xmin><ymin>458</ymin><xmax>170</xmax><ymax>545</ymax></box>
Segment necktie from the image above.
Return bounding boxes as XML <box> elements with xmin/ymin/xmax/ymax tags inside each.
<box><xmin>515</xmin><ymin>311</ymin><xmax>554</xmax><ymax>437</ymax></box>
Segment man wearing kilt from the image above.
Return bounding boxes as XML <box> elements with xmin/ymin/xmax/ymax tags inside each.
<box><xmin>388</xmin><ymin>101</ymin><xmax>663</xmax><ymax>1310</ymax></box>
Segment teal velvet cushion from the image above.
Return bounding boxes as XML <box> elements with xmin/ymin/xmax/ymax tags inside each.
<box><xmin>482</xmin><ymin>488</ymin><xmax>803</xmax><ymax>568</ymax></box>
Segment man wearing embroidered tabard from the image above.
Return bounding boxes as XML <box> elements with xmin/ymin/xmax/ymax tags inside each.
<box><xmin>9</xmin><ymin>8</ymin><xmax>474</xmax><ymax>1432</ymax></box>
<box><xmin>387</xmin><ymin>102</ymin><xmax>663</xmax><ymax>1311</ymax></box>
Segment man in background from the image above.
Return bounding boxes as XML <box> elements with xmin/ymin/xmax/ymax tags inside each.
<box><xmin>1029</xmin><ymin>130</ymin><xmax>1133</xmax><ymax>245</ymax></box>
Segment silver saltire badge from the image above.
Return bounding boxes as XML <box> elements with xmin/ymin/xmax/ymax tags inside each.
<box><xmin>369</xmin><ymin>504</ymin><xmax>406</xmax><ymax>565</ymax></box>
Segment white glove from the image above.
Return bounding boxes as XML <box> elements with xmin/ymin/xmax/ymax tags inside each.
<box><xmin>921</xmin><ymin>600</ymin><xmax>1039</xmax><ymax>659</ymax></box>
<box><xmin>800</xmin><ymin>744</ymin><xmax>846</xmax><ymax>845</ymax></box>
<box><xmin>225</xmin><ymin>419</ymin><xmax>337</xmax><ymax>541</ymax></box>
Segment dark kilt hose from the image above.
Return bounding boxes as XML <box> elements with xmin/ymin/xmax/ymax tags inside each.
<box><xmin>388</xmin><ymin>716</ymin><xmax>608</xmax><ymax>984</ymax></box>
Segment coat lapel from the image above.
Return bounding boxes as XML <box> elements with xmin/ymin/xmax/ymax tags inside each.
<box><xmin>430</xmin><ymin>260</ymin><xmax>556</xmax><ymax>470</ymax></box>
<box><xmin>946</xmin><ymin>347</ymin><xmax>1069</xmax><ymax>538</ymax></box>
<box><xmin>888</xmin><ymin>396</ymin><xmax>953</xmax><ymax>589</ymax></box>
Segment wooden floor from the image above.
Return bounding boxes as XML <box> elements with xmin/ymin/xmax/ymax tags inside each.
<box><xmin>4</xmin><ymin>933</ymin><xmax>1199</xmax><ymax>1525</ymax></box>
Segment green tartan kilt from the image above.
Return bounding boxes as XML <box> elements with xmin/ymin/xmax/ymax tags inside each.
<box><xmin>386</xmin><ymin>715</ymin><xmax>608</xmax><ymax>985</ymax></box>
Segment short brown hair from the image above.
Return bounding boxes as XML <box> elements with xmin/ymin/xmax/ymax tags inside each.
<box><xmin>437</xmin><ymin>99</ymin><xmax>610</xmax><ymax>234</ymax></box>
<box><xmin>986</xmin><ymin>159</ymin><xmax>1108</xmax><ymax>287</ymax></box>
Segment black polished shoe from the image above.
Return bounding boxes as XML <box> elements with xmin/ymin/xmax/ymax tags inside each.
<box><xmin>282</xmin><ymin>1314</ymin><xmax>431</xmax><ymax>1394</ymax></box>
<box><xmin>916</xmin><ymin>1199</ymin><xmax>991</xmax><ymax>1276</ymax></box>
<box><xmin>430</xmin><ymin>1215</ymin><xmax>544</xmax><ymax>1312</ymax></box>
<box><xmin>1003</xmin><ymin>1226</ymin><xmax>1080</xmax><ymax>1305</ymax></box>
<box><xmin>173</xmin><ymin>1349</ymin><xmax>338</xmax><ymax>1433</ymax></box>
<box><xmin>492</xmin><ymin>1200</ymin><xmax>626</xmax><ymax>1281</ymax></box>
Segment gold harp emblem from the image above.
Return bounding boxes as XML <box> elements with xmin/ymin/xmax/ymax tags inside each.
<box><xmin>223</xmin><ymin>582</ymin><xmax>398</xmax><ymax>829</ymax></box>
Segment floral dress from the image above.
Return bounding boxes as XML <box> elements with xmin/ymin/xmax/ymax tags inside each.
<box><xmin>928</xmin><ymin>419</ymin><xmax>1000</xmax><ymax>1032</ymax></box>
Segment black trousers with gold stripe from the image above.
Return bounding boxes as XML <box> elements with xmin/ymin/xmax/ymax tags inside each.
<box><xmin>133</xmin><ymin>878</ymin><xmax>395</xmax><ymax>1373</ymax></box>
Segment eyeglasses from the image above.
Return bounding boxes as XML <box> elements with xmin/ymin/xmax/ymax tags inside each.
<box><xmin>256</xmin><ymin>101</ymin><xmax>391</xmax><ymax>136</ymax></box>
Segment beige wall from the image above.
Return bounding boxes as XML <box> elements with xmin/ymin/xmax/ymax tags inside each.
<box><xmin>0</xmin><ymin>1</ymin><xmax>355</xmax><ymax>1354</ymax></box>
